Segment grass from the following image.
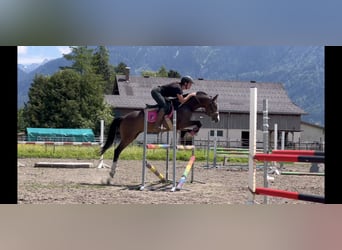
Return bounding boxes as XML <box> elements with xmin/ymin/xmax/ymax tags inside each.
<box><xmin>17</xmin><ymin>144</ymin><xmax>249</xmax><ymax>164</ymax></box>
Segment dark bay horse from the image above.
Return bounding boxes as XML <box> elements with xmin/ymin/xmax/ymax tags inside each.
<box><xmin>100</xmin><ymin>91</ymin><xmax>219</xmax><ymax>178</ymax></box>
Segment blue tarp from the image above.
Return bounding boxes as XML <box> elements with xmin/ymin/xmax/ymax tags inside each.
<box><xmin>26</xmin><ymin>128</ymin><xmax>95</xmax><ymax>142</ymax></box>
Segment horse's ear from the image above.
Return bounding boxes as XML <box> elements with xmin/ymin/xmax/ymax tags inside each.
<box><xmin>212</xmin><ymin>94</ymin><xmax>218</xmax><ymax>102</ymax></box>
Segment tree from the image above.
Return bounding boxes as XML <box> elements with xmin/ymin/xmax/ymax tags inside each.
<box><xmin>23</xmin><ymin>74</ymin><xmax>51</xmax><ymax>128</ymax></box>
<box><xmin>24</xmin><ymin>70</ymin><xmax>82</xmax><ymax>128</ymax></box>
<box><xmin>17</xmin><ymin>108</ymin><xmax>28</xmax><ymax>133</ymax></box>
<box><xmin>23</xmin><ymin>48</ymin><xmax>113</xmax><ymax>135</ymax></box>
<box><xmin>157</xmin><ymin>66</ymin><xmax>168</xmax><ymax>77</ymax></box>
<box><xmin>63</xmin><ymin>46</ymin><xmax>95</xmax><ymax>74</ymax></box>
<box><xmin>168</xmin><ymin>69</ymin><xmax>181</xmax><ymax>78</ymax></box>
<box><xmin>141</xmin><ymin>70</ymin><xmax>156</xmax><ymax>77</ymax></box>
<box><xmin>115</xmin><ymin>62</ymin><xmax>128</xmax><ymax>74</ymax></box>
<box><xmin>92</xmin><ymin>46</ymin><xmax>115</xmax><ymax>94</ymax></box>
<box><xmin>141</xmin><ymin>67</ymin><xmax>181</xmax><ymax>78</ymax></box>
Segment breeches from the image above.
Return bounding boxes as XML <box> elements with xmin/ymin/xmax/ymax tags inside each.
<box><xmin>151</xmin><ymin>87</ymin><xmax>168</xmax><ymax>112</ymax></box>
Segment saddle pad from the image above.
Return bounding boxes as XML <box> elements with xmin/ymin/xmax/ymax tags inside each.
<box><xmin>147</xmin><ymin>110</ymin><xmax>158</xmax><ymax>123</ymax></box>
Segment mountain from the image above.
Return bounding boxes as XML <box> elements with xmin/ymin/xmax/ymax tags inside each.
<box><xmin>18</xmin><ymin>63</ymin><xmax>40</xmax><ymax>73</ymax></box>
<box><xmin>17</xmin><ymin>46</ymin><xmax>324</xmax><ymax>126</ymax></box>
<box><xmin>18</xmin><ymin>59</ymin><xmax>50</xmax><ymax>73</ymax></box>
<box><xmin>18</xmin><ymin>57</ymin><xmax>72</xmax><ymax>108</ymax></box>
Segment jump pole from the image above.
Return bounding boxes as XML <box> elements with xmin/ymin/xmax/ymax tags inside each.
<box><xmin>141</xmin><ymin>109</ymin><xmax>178</xmax><ymax>191</ymax></box>
<box><xmin>247</xmin><ymin>87</ymin><xmax>257</xmax><ymax>204</ymax></box>
<box><xmin>255</xmin><ymin>187</ymin><xmax>325</xmax><ymax>203</ymax></box>
<box><xmin>262</xmin><ymin>98</ymin><xmax>269</xmax><ymax>204</ymax></box>
<box><xmin>205</xmin><ymin>131</ymin><xmax>210</xmax><ymax>168</ymax></box>
<box><xmin>171</xmin><ymin>111</ymin><xmax>177</xmax><ymax>192</ymax></box>
<box><xmin>280</xmin><ymin>171</ymin><xmax>324</xmax><ymax>176</ymax></box>
<box><xmin>146</xmin><ymin>144</ymin><xmax>195</xmax><ymax>150</ymax></box>
<box><xmin>176</xmin><ymin>155</ymin><xmax>196</xmax><ymax>190</ymax></box>
<box><xmin>271</xmin><ymin>150</ymin><xmax>324</xmax><ymax>156</ymax></box>
<box><xmin>213</xmin><ymin>129</ymin><xmax>218</xmax><ymax>168</ymax></box>
<box><xmin>247</xmin><ymin>88</ymin><xmax>325</xmax><ymax>203</ymax></box>
<box><xmin>254</xmin><ymin>154</ymin><xmax>324</xmax><ymax>163</ymax></box>
<box><xmin>140</xmin><ymin>108</ymin><xmax>149</xmax><ymax>190</ymax></box>
<box><xmin>97</xmin><ymin>119</ymin><xmax>110</xmax><ymax>168</ymax></box>
<box><xmin>165</xmin><ymin>130</ymin><xmax>171</xmax><ymax>181</ymax></box>
<box><xmin>190</xmin><ymin>136</ymin><xmax>195</xmax><ymax>183</ymax></box>
<box><xmin>145</xmin><ymin>145</ymin><xmax>196</xmax><ymax>186</ymax></box>
<box><xmin>146</xmin><ymin>162</ymin><xmax>166</xmax><ymax>182</ymax></box>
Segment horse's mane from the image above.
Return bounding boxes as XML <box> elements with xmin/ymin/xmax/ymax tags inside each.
<box><xmin>174</xmin><ymin>91</ymin><xmax>212</xmax><ymax>110</ymax></box>
<box><xmin>196</xmin><ymin>91</ymin><xmax>208</xmax><ymax>96</ymax></box>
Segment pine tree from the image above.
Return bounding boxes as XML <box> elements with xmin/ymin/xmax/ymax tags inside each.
<box><xmin>92</xmin><ymin>46</ymin><xmax>115</xmax><ymax>94</ymax></box>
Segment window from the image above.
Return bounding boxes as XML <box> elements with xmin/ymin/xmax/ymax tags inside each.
<box><xmin>241</xmin><ymin>131</ymin><xmax>249</xmax><ymax>147</ymax></box>
<box><xmin>210</xmin><ymin>130</ymin><xmax>223</xmax><ymax>137</ymax></box>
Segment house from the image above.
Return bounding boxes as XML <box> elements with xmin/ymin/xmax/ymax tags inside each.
<box><xmin>104</xmin><ymin>69</ymin><xmax>308</xmax><ymax>148</ymax></box>
<box><xmin>296</xmin><ymin>121</ymin><xmax>325</xmax><ymax>150</ymax></box>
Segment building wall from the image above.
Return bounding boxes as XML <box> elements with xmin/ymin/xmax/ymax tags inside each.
<box><xmin>299</xmin><ymin>123</ymin><xmax>325</xmax><ymax>143</ymax></box>
<box><xmin>194</xmin><ymin>128</ymin><xmax>265</xmax><ymax>148</ymax></box>
<box><xmin>192</xmin><ymin>112</ymin><xmax>302</xmax><ymax>131</ymax></box>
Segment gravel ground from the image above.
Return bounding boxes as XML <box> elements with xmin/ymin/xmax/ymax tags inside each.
<box><xmin>18</xmin><ymin>158</ymin><xmax>325</xmax><ymax>204</ymax></box>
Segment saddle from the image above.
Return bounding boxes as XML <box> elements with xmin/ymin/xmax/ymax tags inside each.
<box><xmin>145</xmin><ymin>98</ymin><xmax>179</xmax><ymax>124</ymax></box>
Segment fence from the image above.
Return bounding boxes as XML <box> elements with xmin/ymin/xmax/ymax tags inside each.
<box><xmin>18</xmin><ymin>134</ymin><xmax>324</xmax><ymax>152</ymax></box>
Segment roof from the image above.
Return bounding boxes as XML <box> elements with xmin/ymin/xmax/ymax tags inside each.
<box><xmin>104</xmin><ymin>75</ymin><xmax>306</xmax><ymax>115</ymax></box>
<box><xmin>301</xmin><ymin>121</ymin><xmax>324</xmax><ymax>129</ymax></box>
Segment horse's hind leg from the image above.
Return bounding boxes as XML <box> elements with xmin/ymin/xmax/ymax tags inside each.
<box><xmin>109</xmin><ymin>161</ymin><xmax>118</xmax><ymax>178</ymax></box>
<box><xmin>109</xmin><ymin>143</ymin><xmax>124</xmax><ymax>178</ymax></box>
<box><xmin>109</xmin><ymin>115</ymin><xmax>143</xmax><ymax>178</ymax></box>
<box><xmin>109</xmin><ymin>139</ymin><xmax>134</xmax><ymax>178</ymax></box>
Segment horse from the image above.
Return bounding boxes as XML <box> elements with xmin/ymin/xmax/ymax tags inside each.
<box><xmin>100</xmin><ymin>91</ymin><xmax>219</xmax><ymax>178</ymax></box>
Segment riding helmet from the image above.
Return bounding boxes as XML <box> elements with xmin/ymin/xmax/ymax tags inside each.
<box><xmin>181</xmin><ymin>75</ymin><xmax>194</xmax><ymax>85</ymax></box>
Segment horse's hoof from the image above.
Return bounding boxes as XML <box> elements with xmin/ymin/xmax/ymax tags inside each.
<box><xmin>109</xmin><ymin>171</ymin><xmax>115</xmax><ymax>178</ymax></box>
<box><xmin>102</xmin><ymin>177</ymin><xmax>112</xmax><ymax>185</ymax></box>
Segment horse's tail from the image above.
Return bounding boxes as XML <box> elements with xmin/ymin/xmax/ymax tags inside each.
<box><xmin>100</xmin><ymin>117</ymin><xmax>122</xmax><ymax>155</ymax></box>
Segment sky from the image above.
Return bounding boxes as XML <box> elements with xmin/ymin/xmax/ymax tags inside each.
<box><xmin>17</xmin><ymin>46</ymin><xmax>72</xmax><ymax>65</ymax></box>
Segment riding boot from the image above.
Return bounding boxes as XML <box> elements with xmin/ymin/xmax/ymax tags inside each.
<box><xmin>154</xmin><ymin>109</ymin><xmax>165</xmax><ymax>131</ymax></box>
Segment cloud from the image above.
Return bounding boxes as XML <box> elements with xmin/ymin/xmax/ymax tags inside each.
<box><xmin>17</xmin><ymin>46</ymin><xmax>27</xmax><ymax>55</ymax></box>
<box><xmin>18</xmin><ymin>46</ymin><xmax>70</xmax><ymax>65</ymax></box>
<box><xmin>58</xmin><ymin>46</ymin><xmax>72</xmax><ymax>55</ymax></box>
<box><xmin>18</xmin><ymin>56</ymin><xmax>47</xmax><ymax>65</ymax></box>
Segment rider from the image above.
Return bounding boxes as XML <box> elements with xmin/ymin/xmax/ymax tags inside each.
<box><xmin>151</xmin><ymin>75</ymin><xmax>196</xmax><ymax>131</ymax></box>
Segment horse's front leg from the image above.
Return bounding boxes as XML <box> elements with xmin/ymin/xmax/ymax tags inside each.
<box><xmin>180</xmin><ymin>120</ymin><xmax>202</xmax><ymax>136</ymax></box>
<box><xmin>190</xmin><ymin>120</ymin><xmax>202</xmax><ymax>135</ymax></box>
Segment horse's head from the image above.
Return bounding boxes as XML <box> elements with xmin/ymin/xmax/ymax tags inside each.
<box><xmin>205</xmin><ymin>94</ymin><xmax>220</xmax><ymax>123</ymax></box>
<box><xmin>195</xmin><ymin>91</ymin><xmax>220</xmax><ymax>123</ymax></box>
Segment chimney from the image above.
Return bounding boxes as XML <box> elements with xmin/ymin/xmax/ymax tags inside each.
<box><xmin>125</xmin><ymin>67</ymin><xmax>131</xmax><ymax>81</ymax></box>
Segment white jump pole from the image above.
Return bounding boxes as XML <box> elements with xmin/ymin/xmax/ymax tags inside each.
<box><xmin>281</xmin><ymin>131</ymin><xmax>285</xmax><ymax>150</ymax></box>
<box><xmin>279</xmin><ymin>130</ymin><xmax>285</xmax><ymax>169</ymax></box>
<box><xmin>140</xmin><ymin>108</ymin><xmax>149</xmax><ymax>190</ymax></box>
<box><xmin>171</xmin><ymin>111</ymin><xmax>177</xmax><ymax>192</ymax></box>
<box><xmin>213</xmin><ymin>129</ymin><xmax>218</xmax><ymax>168</ymax></box>
<box><xmin>274</xmin><ymin>124</ymin><xmax>278</xmax><ymax>150</ymax></box>
<box><xmin>247</xmin><ymin>87</ymin><xmax>257</xmax><ymax>204</ymax></box>
<box><xmin>262</xmin><ymin>99</ymin><xmax>269</xmax><ymax>204</ymax></box>
<box><xmin>97</xmin><ymin>119</ymin><xmax>110</xmax><ymax>168</ymax></box>
<box><xmin>166</xmin><ymin>129</ymin><xmax>170</xmax><ymax>181</ymax></box>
